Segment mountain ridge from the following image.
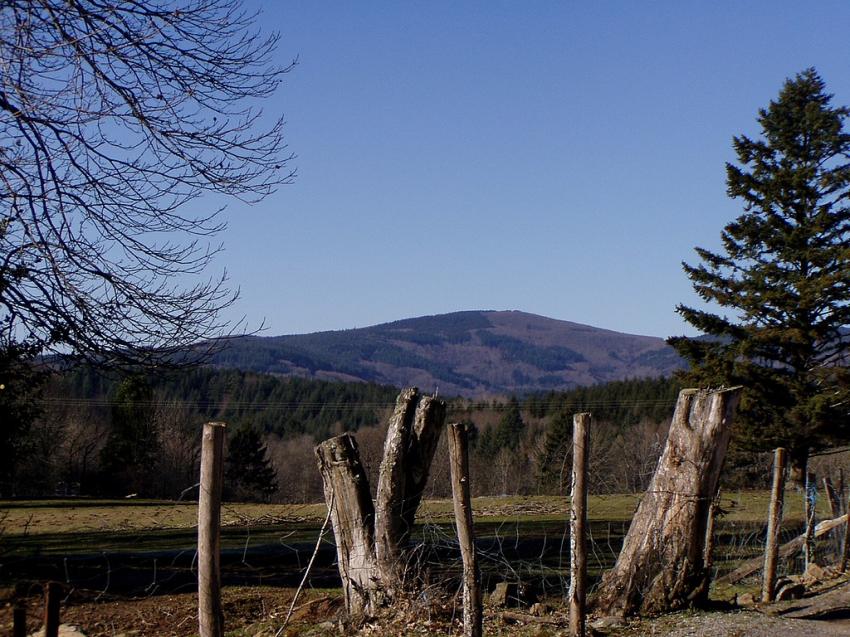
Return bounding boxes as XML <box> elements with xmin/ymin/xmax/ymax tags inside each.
<box><xmin>208</xmin><ymin>310</ymin><xmax>684</xmax><ymax>397</ymax></box>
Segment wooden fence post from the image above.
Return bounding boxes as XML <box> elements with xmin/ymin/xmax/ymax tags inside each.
<box><xmin>762</xmin><ymin>447</ymin><xmax>787</xmax><ymax>602</ymax></box>
<box><xmin>841</xmin><ymin>488</ymin><xmax>850</xmax><ymax>573</ymax></box>
<box><xmin>43</xmin><ymin>582</ymin><xmax>61</xmax><ymax>637</ymax></box>
<box><xmin>13</xmin><ymin>602</ymin><xmax>27</xmax><ymax>637</ymax></box>
<box><xmin>569</xmin><ymin>413</ymin><xmax>590</xmax><ymax>637</ymax></box>
<box><xmin>448</xmin><ymin>422</ymin><xmax>482</xmax><ymax>637</ymax></box>
<box><xmin>198</xmin><ymin>421</ymin><xmax>226</xmax><ymax>637</ymax></box>
<box><xmin>823</xmin><ymin>476</ymin><xmax>842</xmax><ymax>557</ymax></box>
<box><xmin>804</xmin><ymin>470</ymin><xmax>817</xmax><ymax>570</ymax></box>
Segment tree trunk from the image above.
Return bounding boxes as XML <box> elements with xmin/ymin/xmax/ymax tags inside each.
<box><xmin>316</xmin><ymin>388</ymin><xmax>446</xmax><ymax>617</ymax></box>
<box><xmin>374</xmin><ymin>390</ymin><xmax>446</xmax><ymax>591</ymax></box>
<box><xmin>590</xmin><ymin>387</ymin><xmax>742</xmax><ymax>618</ymax></box>
<box><xmin>315</xmin><ymin>433</ymin><xmax>379</xmax><ymax>616</ymax></box>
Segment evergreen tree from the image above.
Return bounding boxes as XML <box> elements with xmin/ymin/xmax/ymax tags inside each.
<box><xmin>0</xmin><ymin>338</ymin><xmax>46</xmax><ymax>496</ymax></box>
<box><xmin>493</xmin><ymin>397</ymin><xmax>525</xmax><ymax>450</ymax></box>
<box><xmin>100</xmin><ymin>376</ymin><xmax>159</xmax><ymax>495</ymax></box>
<box><xmin>669</xmin><ymin>68</ymin><xmax>850</xmax><ymax>478</ymax></box>
<box><xmin>538</xmin><ymin>410</ymin><xmax>573</xmax><ymax>491</ymax></box>
<box><xmin>225</xmin><ymin>425</ymin><xmax>278</xmax><ymax>502</ymax></box>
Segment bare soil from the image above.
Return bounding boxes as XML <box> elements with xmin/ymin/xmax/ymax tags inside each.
<box><xmin>5</xmin><ymin>585</ymin><xmax>850</xmax><ymax>637</ymax></box>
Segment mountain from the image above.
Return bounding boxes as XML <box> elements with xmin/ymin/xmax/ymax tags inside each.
<box><xmin>208</xmin><ymin>310</ymin><xmax>684</xmax><ymax>397</ymax></box>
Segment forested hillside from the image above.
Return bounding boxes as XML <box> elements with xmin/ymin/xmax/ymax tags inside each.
<box><xmin>52</xmin><ymin>367</ymin><xmax>400</xmax><ymax>439</ymax></box>
<box><xmin>204</xmin><ymin>310</ymin><xmax>684</xmax><ymax>396</ymax></box>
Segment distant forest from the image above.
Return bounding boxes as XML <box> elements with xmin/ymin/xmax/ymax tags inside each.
<box><xmin>4</xmin><ymin>367</ymin><xmax>695</xmax><ymax>501</ymax></box>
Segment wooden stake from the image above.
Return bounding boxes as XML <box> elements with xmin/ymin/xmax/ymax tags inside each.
<box><xmin>693</xmin><ymin>490</ymin><xmax>719</xmax><ymax>605</ymax></box>
<box><xmin>804</xmin><ymin>470</ymin><xmax>817</xmax><ymax>570</ymax></box>
<box><xmin>198</xmin><ymin>421</ymin><xmax>226</xmax><ymax>637</ymax></box>
<box><xmin>824</xmin><ymin>476</ymin><xmax>842</xmax><ymax>557</ymax></box>
<box><xmin>13</xmin><ymin>602</ymin><xmax>26</xmax><ymax>637</ymax></box>
<box><xmin>569</xmin><ymin>413</ymin><xmax>590</xmax><ymax>637</ymax></box>
<box><xmin>841</xmin><ymin>488</ymin><xmax>850</xmax><ymax>573</ymax></box>
<box><xmin>448</xmin><ymin>422</ymin><xmax>482</xmax><ymax>637</ymax></box>
<box><xmin>43</xmin><ymin>582</ymin><xmax>60</xmax><ymax>637</ymax></box>
<box><xmin>762</xmin><ymin>447</ymin><xmax>787</xmax><ymax>602</ymax></box>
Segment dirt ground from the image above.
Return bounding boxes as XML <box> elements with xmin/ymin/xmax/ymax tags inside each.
<box><xmin>4</xmin><ymin>585</ymin><xmax>850</xmax><ymax>637</ymax></box>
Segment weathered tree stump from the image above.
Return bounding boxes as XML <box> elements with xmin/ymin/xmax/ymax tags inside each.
<box><xmin>591</xmin><ymin>387</ymin><xmax>741</xmax><ymax>618</ymax></box>
<box><xmin>315</xmin><ymin>433</ymin><xmax>378</xmax><ymax>616</ymax></box>
<box><xmin>315</xmin><ymin>388</ymin><xmax>446</xmax><ymax>617</ymax></box>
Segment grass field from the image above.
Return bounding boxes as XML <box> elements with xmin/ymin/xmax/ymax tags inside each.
<box><xmin>0</xmin><ymin>490</ymin><xmax>825</xmax><ymax>537</ymax></box>
<box><xmin>0</xmin><ymin>491</ymin><xmax>840</xmax><ymax>636</ymax></box>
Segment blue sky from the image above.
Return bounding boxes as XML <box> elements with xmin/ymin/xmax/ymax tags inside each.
<box><xmin>211</xmin><ymin>1</ymin><xmax>850</xmax><ymax>338</ymax></box>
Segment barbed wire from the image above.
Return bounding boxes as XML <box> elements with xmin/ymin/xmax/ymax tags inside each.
<box><xmin>34</xmin><ymin>396</ymin><xmax>679</xmax><ymax>410</ymax></box>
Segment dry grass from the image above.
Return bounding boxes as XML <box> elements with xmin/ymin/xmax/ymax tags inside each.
<box><xmin>0</xmin><ymin>490</ymin><xmax>828</xmax><ymax>538</ymax></box>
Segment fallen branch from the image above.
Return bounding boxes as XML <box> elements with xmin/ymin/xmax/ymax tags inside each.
<box><xmin>717</xmin><ymin>514</ymin><xmax>848</xmax><ymax>585</ymax></box>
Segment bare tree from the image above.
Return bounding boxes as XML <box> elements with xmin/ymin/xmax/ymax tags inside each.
<box><xmin>0</xmin><ymin>0</ymin><xmax>294</xmax><ymax>368</ymax></box>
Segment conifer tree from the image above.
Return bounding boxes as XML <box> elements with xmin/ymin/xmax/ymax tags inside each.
<box><xmin>225</xmin><ymin>425</ymin><xmax>278</xmax><ymax>502</ymax></box>
<box><xmin>669</xmin><ymin>68</ymin><xmax>850</xmax><ymax>478</ymax></box>
<box><xmin>494</xmin><ymin>397</ymin><xmax>525</xmax><ymax>450</ymax></box>
<box><xmin>100</xmin><ymin>376</ymin><xmax>159</xmax><ymax>496</ymax></box>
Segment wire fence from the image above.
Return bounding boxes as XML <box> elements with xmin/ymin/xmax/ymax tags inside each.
<box><xmin>5</xmin><ymin>394</ymin><xmax>850</xmax><ymax>635</ymax></box>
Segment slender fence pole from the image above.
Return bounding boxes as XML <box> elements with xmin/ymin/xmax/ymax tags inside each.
<box><xmin>448</xmin><ymin>422</ymin><xmax>482</xmax><ymax>637</ymax></box>
<box><xmin>804</xmin><ymin>470</ymin><xmax>817</xmax><ymax>570</ymax></box>
<box><xmin>841</xmin><ymin>487</ymin><xmax>850</xmax><ymax>573</ymax></box>
<box><xmin>43</xmin><ymin>582</ymin><xmax>61</xmax><ymax>637</ymax></box>
<box><xmin>695</xmin><ymin>489</ymin><xmax>720</xmax><ymax>604</ymax></box>
<box><xmin>824</xmin><ymin>476</ymin><xmax>843</xmax><ymax>557</ymax></box>
<box><xmin>762</xmin><ymin>447</ymin><xmax>787</xmax><ymax>602</ymax></box>
<box><xmin>13</xmin><ymin>602</ymin><xmax>26</xmax><ymax>637</ymax></box>
<box><xmin>569</xmin><ymin>413</ymin><xmax>590</xmax><ymax>637</ymax></box>
<box><xmin>198</xmin><ymin>421</ymin><xmax>226</xmax><ymax>637</ymax></box>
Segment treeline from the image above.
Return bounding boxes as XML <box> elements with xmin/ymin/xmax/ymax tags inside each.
<box><xmin>6</xmin><ymin>369</ymin><xmax>694</xmax><ymax>501</ymax></box>
<box><xmin>4</xmin><ymin>367</ymin><xmax>399</xmax><ymax>499</ymax></box>
<box><xmin>523</xmin><ymin>376</ymin><xmax>682</xmax><ymax>424</ymax></box>
<box><xmin>56</xmin><ymin>366</ymin><xmax>400</xmax><ymax>439</ymax></box>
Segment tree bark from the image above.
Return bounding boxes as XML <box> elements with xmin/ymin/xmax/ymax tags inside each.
<box><xmin>316</xmin><ymin>388</ymin><xmax>446</xmax><ymax>617</ymax></box>
<box><xmin>374</xmin><ymin>388</ymin><xmax>417</xmax><ymax>590</ymax></box>
<box><xmin>448</xmin><ymin>422</ymin><xmax>482</xmax><ymax>637</ymax></box>
<box><xmin>590</xmin><ymin>387</ymin><xmax>741</xmax><ymax>618</ymax></box>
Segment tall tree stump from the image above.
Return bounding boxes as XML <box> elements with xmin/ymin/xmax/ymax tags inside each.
<box><xmin>316</xmin><ymin>388</ymin><xmax>446</xmax><ymax>617</ymax></box>
<box><xmin>315</xmin><ymin>433</ymin><xmax>378</xmax><ymax>616</ymax></box>
<box><xmin>591</xmin><ymin>387</ymin><xmax>741</xmax><ymax>618</ymax></box>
